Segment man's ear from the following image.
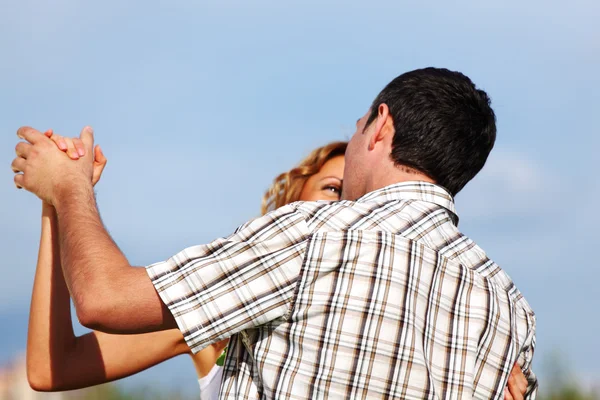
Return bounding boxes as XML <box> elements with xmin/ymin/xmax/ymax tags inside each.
<box><xmin>368</xmin><ymin>103</ymin><xmax>392</xmax><ymax>151</ymax></box>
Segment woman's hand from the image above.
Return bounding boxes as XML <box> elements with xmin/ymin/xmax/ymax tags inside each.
<box><xmin>43</xmin><ymin>129</ymin><xmax>107</xmax><ymax>186</ymax></box>
<box><xmin>504</xmin><ymin>363</ymin><xmax>528</xmax><ymax>400</ymax></box>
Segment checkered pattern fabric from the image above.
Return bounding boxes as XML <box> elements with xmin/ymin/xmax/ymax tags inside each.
<box><xmin>147</xmin><ymin>182</ymin><xmax>537</xmax><ymax>399</ymax></box>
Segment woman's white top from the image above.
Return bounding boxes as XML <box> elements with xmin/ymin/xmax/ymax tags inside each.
<box><xmin>198</xmin><ymin>364</ymin><xmax>223</xmax><ymax>400</ymax></box>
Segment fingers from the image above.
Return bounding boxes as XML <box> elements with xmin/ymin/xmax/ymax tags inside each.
<box><xmin>46</xmin><ymin>132</ymin><xmax>85</xmax><ymax>159</ymax></box>
<box><xmin>14</xmin><ymin>173</ymin><xmax>24</xmax><ymax>189</ymax></box>
<box><xmin>63</xmin><ymin>137</ymin><xmax>82</xmax><ymax>160</ymax></box>
<box><xmin>513</xmin><ymin>363</ymin><xmax>528</xmax><ymax>395</ymax></box>
<box><xmin>73</xmin><ymin>138</ymin><xmax>85</xmax><ymax>157</ymax></box>
<box><xmin>27</xmin><ymin>126</ymin><xmax>92</xmax><ymax>159</ymax></box>
<box><xmin>94</xmin><ymin>145</ymin><xmax>107</xmax><ymax>165</ymax></box>
<box><xmin>91</xmin><ymin>145</ymin><xmax>107</xmax><ymax>186</ymax></box>
<box><xmin>506</xmin><ymin>375</ymin><xmax>522</xmax><ymax>400</ymax></box>
<box><xmin>47</xmin><ymin>132</ymin><xmax>68</xmax><ymax>151</ymax></box>
<box><xmin>506</xmin><ymin>363</ymin><xmax>526</xmax><ymax>400</ymax></box>
<box><xmin>16</xmin><ymin>127</ymin><xmax>46</xmax><ymax>144</ymax></box>
<box><xmin>62</xmin><ymin>137</ymin><xmax>78</xmax><ymax>159</ymax></box>
<box><xmin>15</xmin><ymin>142</ymin><xmax>32</xmax><ymax>159</ymax></box>
<box><xmin>92</xmin><ymin>146</ymin><xmax>108</xmax><ymax>185</ymax></box>
<box><xmin>79</xmin><ymin>126</ymin><xmax>94</xmax><ymax>155</ymax></box>
<box><xmin>11</xmin><ymin>157</ymin><xmax>26</xmax><ymax>173</ymax></box>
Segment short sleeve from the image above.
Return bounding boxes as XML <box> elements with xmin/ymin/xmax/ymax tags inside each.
<box><xmin>146</xmin><ymin>204</ymin><xmax>309</xmax><ymax>353</ymax></box>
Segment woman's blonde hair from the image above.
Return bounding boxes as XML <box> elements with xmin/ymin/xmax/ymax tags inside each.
<box><xmin>261</xmin><ymin>141</ymin><xmax>347</xmax><ymax>215</ymax></box>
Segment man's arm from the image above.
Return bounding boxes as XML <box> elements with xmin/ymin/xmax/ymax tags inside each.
<box><xmin>28</xmin><ymin>203</ymin><xmax>188</xmax><ymax>391</ymax></box>
<box><xmin>13</xmin><ymin>126</ymin><xmax>175</xmax><ymax>334</ymax></box>
<box><xmin>14</xmin><ymin>126</ymin><xmax>304</xmax><ymax>343</ymax></box>
<box><xmin>53</xmin><ymin>181</ymin><xmax>176</xmax><ymax>334</ymax></box>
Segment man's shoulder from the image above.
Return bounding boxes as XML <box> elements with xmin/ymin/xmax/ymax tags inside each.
<box><xmin>440</xmin><ymin>233</ymin><xmax>535</xmax><ymax>318</ymax></box>
<box><xmin>292</xmin><ymin>197</ymin><xmax>418</xmax><ymax>231</ymax></box>
<box><xmin>291</xmin><ymin>199</ymin><xmax>534</xmax><ymax>316</ymax></box>
<box><xmin>232</xmin><ymin>203</ymin><xmax>311</xmax><ymax>240</ymax></box>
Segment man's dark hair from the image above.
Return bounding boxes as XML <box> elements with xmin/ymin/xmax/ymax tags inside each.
<box><xmin>366</xmin><ymin>67</ymin><xmax>496</xmax><ymax>196</ymax></box>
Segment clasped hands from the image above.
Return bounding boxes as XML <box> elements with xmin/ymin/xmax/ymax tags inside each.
<box><xmin>12</xmin><ymin>126</ymin><xmax>108</xmax><ymax>204</ymax></box>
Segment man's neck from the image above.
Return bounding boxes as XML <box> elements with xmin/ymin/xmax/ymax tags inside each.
<box><xmin>364</xmin><ymin>168</ymin><xmax>435</xmax><ymax>196</ymax></box>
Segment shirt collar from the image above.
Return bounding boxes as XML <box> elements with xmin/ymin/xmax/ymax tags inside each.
<box><xmin>356</xmin><ymin>181</ymin><xmax>459</xmax><ymax>225</ymax></box>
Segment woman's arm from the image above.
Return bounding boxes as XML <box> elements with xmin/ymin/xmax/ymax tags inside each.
<box><xmin>191</xmin><ymin>339</ymin><xmax>229</xmax><ymax>377</ymax></box>
<box><xmin>26</xmin><ymin>202</ymin><xmax>192</xmax><ymax>391</ymax></box>
<box><xmin>26</xmin><ymin>136</ymin><xmax>229</xmax><ymax>390</ymax></box>
<box><xmin>25</xmin><ymin>141</ymin><xmax>189</xmax><ymax>391</ymax></box>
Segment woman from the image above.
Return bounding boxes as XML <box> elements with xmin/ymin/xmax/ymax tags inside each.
<box><xmin>26</xmin><ymin>133</ymin><xmax>346</xmax><ymax>399</ymax></box>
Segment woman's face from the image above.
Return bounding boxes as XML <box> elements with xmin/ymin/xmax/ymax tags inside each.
<box><xmin>299</xmin><ymin>155</ymin><xmax>345</xmax><ymax>202</ymax></box>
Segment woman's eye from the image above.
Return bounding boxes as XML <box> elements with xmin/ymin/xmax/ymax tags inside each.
<box><xmin>324</xmin><ymin>186</ymin><xmax>340</xmax><ymax>194</ymax></box>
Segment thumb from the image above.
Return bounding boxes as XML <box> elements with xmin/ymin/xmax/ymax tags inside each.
<box><xmin>79</xmin><ymin>126</ymin><xmax>94</xmax><ymax>155</ymax></box>
<box><xmin>94</xmin><ymin>145</ymin><xmax>107</xmax><ymax>165</ymax></box>
<box><xmin>92</xmin><ymin>145</ymin><xmax>107</xmax><ymax>186</ymax></box>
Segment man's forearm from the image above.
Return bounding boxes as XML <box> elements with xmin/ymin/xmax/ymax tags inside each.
<box><xmin>54</xmin><ymin>182</ymin><xmax>130</xmax><ymax>315</ymax></box>
<box><xmin>53</xmin><ymin>182</ymin><xmax>176</xmax><ymax>333</ymax></box>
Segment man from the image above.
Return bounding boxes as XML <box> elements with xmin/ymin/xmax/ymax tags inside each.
<box><xmin>13</xmin><ymin>67</ymin><xmax>536</xmax><ymax>399</ymax></box>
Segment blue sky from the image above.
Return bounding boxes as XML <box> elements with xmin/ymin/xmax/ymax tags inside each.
<box><xmin>1</xmin><ymin>0</ymin><xmax>598</xmax><ymax>394</ymax></box>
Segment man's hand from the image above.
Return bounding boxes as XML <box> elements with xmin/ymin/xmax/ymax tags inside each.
<box><xmin>12</xmin><ymin>126</ymin><xmax>95</xmax><ymax>205</ymax></box>
<box><xmin>43</xmin><ymin>129</ymin><xmax>107</xmax><ymax>186</ymax></box>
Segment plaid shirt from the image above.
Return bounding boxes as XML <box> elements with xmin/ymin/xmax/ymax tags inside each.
<box><xmin>147</xmin><ymin>182</ymin><xmax>537</xmax><ymax>399</ymax></box>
